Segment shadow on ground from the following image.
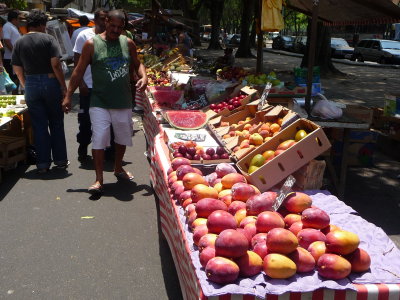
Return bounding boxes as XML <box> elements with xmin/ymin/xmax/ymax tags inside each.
<box><xmin>0</xmin><ymin>163</ymin><xmax>29</xmax><ymax>201</ymax></box>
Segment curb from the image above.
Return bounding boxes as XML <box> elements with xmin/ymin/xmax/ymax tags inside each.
<box><xmin>263</xmin><ymin>48</ymin><xmax>400</xmax><ymax>69</ymax></box>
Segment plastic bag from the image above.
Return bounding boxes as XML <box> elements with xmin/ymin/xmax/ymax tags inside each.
<box><xmin>205</xmin><ymin>81</ymin><xmax>235</xmax><ymax>103</ymax></box>
<box><xmin>311</xmin><ymin>93</ymin><xmax>343</xmax><ymax>119</ymax></box>
<box><xmin>61</xmin><ymin>61</ymin><xmax>69</xmax><ymax>75</ymax></box>
<box><xmin>0</xmin><ymin>71</ymin><xmax>17</xmax><ymax>93</ymax></box>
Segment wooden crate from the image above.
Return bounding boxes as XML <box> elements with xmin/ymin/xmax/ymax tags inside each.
<box><xmin>0</xmin><ymin>135</ymin><xmax>26</xmax><ymax>167</ymax></box>
<box><xmin>293</xmin><ymin>159</ymin><xmax>326</xmax><ymax>190</ymax></box>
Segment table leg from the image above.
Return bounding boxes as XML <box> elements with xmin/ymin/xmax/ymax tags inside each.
<box><xmin>338</xmin><ymin>128</ymin><xmax>350</xmax><ymax>199</ymax></box>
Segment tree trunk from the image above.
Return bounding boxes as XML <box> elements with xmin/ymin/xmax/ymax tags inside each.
<box><xmin>236</xmin><ymin>0</ymin><xmax>255</xmax><ymax>57</ymax></box>
<box><xmin>208</xmin><ymin>0</ymin><xmax>225</xmax><ymax>49</ymax></box>
<box><xmin>301</xmin><ymin>20</ymin><xmax>343</xmax><ymax>76</ymax></box>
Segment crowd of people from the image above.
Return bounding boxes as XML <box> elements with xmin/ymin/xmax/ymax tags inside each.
<box><xmin>2</xmin><ymin>8</ymin><xmax>148</xmax><ymax>194</ymax></box>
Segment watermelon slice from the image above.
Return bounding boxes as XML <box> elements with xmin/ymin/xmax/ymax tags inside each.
<box><xmin>165</xmin><ymin>110</ymin><xmax>208</xmax><ymax>130</ymax></box>
<box><xmin>152</xmin><ymin>90</ymin><xmax>183</xmax><ymax>106</ymax></box>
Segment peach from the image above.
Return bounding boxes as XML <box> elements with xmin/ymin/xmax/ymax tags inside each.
<box><xmin>317</xmin><ymin>254</ymin><xmax>351</xmax><ymax>280</ymax></box>
<box><xmin>256</xmin><ymin>211</ymin><xmax>285</xmax><ymax>233</ymax></box>
<box><xmin>200</xmin><ymin>246</ymin><xmax>216</xmax><ymax>268</ymax></box>
<box><xmin>205</xmin><ymin>257</ymin><xmax>240</xmax><ymax>284</ymax></box>
<box><xmin>325</xmin><ymin>230</ymin><xmax>360</xmax><ymax>255</ymax></box>
<box><xmin>198</xmin><ymin>233</ymin><xmax>218</xmax><ymax>251</ymax></box>
<box><xmin>246</xmin><ymin>192</ymin><xmax>276</xmax><ymax>216</ymax></box>
<box><xmin>288</xmin><ymin>247</ymin><xmax>315</xmax><ymax>273</ymax></box>
<box><xmin>263</xmin><ymin>253</ymin><xmax>296</xmax><ymax>279</ymax></box>
<box><xmin>283</xmin><ymin>192</ymin><xmax>312</xmax><ymax>213</ymax></box>
<box><xmin>183</xmin><ymin>173</ymin><xmax>208</xmax><ymax>190</ymax></box>
<box><xmin>249</xmin><ymin>133</ymin><xmax>263</xmax><ymax>145</ymax></box>
<box><xmin>266</xmin><ymin>228</ymin><xmax>298</xmax><ymax>254</ymax></box>
<box><xmin>193</xmin><ymin>224</ymin><xmax>209</xmax><ymax>246</ymax></box>
<box><xmin>235</xmin><ymin>251</ymin><xmax>263</xmax><ymax>277</ymax></box>
<box><xmin>228</xmin><ymin>201</ymin><xmax>246</xmax><ymax>215</ymax></box>
<box><xmin>221</xmin><ymin>173</ymin><xmax>247</xmax><ymax>189</ymax></box>
<box><xmin>308</xmin><ymin>241</ymin><xmax>327</xmax><ymax>262</ymax></box>
<box><xmin>195</xmin><ymin>198</ymin><xmax>228</xmax><ymax>218</ymax></box>
<box><xmin>284</xmin><ymin>214</ymin><xmax>302</xmax><ymax>228</ymax></box>
<box><xmin>231</xmin><ymin>183</ymin><xmax>257</xmax><ymax>202</ymax></box>
<box><xmin>259</xmin><ymin>130</ymin><xmax>270</xmax><ymax>139</ymax></box>
<box><xmin>346</xmin><ymin>248</ymin><xmax>371</xmax><ymax>273</ymax></box>
<box><xmin>207</xmin><ymin>210</ymin><xmax>237</xmax><ymax>234</ymax></box>
<box><xmin>274</xmin><ymin>149</ymin><xmax>285</xmax><ymax>157</ymax></box>
<box><xmin>269</xmin><ymin>123</ymin><xmax>280</xmax><ymax>133</ymax></box>
<box><xmin>215</xmin><ymin>229</ymin><xmax>249</xmax><ymax>258</ymax></box>
<box><xmin>297</xmin><ymin>228</ymin><xmax>326</xmax><ymax>249</ymax></box>
<box><xmin>301</xmin><ymin>207</ymin><xmax>330</xmax><ymax>229</ymax></box>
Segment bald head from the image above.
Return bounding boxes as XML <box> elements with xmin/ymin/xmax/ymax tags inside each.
<box><xmin>107</xmin><ymin>9</ymin><xmax>125</xmax><ymax>23</ymax></box>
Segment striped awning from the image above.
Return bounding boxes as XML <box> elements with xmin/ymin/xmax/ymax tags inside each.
<box><xmin>286</xmin><ymin>0</ymin><xmax>400</xmax><ymax>26</ymax></box>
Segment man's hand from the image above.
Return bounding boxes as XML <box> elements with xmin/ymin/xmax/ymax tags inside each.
<box><xmin>62</xmin><ymin>96</ymin><xmax>72</xmax><ymax>114</ymax></box>
<box><xmin>79</xmin><ymin>82</ymin><xmax>89</xmax><ymax>96</ymax></box>
<box><xmin>136</xmin><ymin>77</ymin><xmax>148</xmax><ymax>92</ymax></box>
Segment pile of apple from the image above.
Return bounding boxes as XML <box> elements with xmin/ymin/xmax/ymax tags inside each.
<box><xmin>246</xmin><ymin>129</ymin><xmax>308</xmax><ymax>174</ymax></box>
<box><xmin>167</xmin><ymin>158</ymin><xmax>371</xmax><ymax>285</ymax></box>
<box><xmin>216</xmin><ymin>67</ymin><xmax>249</xmax><ymax>81</ymax></box>
<box><xmin>209</xmin><ymin>94</ymin><xmax>247</xmax><ymax>113</ymax></box>
<box><xmin>171</xmin><ymin>141</ymin><xmax>229</xmax><ymax>160</ymax></box>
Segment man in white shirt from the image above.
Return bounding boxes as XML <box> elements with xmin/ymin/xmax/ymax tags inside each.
<box><xmin>3</xmin><ymin>10</ymin><xmax>21</xmax><ymax>92</ymax></box>
<box><xmin>70</xmin><ymin>15</ymin><xmax>90</xmax><ymax>47</ymax></box>
<box><xmin>73</xmin><ymin>8</ymin><xmax>107</xmax><ymax>161</ymax></box>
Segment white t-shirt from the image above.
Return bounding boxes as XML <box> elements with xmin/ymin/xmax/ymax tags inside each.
<box><xmin>71</xmin><ymin>26</ymin><xmax>89</xmax><ymax>48</ymax></box>
<box><xmin>73</xmin><ymin>28</ymin><xmax>95</xmax><ymax>88</ymax></box>
<box><xmin>3</xmin><ymin>22</ymin><xmax>21</xmax><ymax>59</ymax></box>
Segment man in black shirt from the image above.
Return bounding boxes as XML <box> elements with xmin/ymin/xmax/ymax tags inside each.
<box><xmin>12</xmin><ymin>9</ymin><xmax>69</xmax><ymax>173</ymax></box>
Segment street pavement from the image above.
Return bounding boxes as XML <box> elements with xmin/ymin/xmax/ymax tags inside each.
<box><xmin>0</xmin><ymin>93</ymin><xmax>183</xmax><ymax>299</ymax></box>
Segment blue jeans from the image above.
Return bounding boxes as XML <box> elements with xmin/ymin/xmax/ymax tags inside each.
<box><xmin>25</xmin><ymin>74</ymin><xmax>68</xmax><ymax>169</ymax></box>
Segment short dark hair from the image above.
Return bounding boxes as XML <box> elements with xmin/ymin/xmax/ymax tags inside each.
<box><xmin>7</xmin><ymin>10</ymin><xmax>19</xmax><ymax>22</ymax></box>
<box><xmin>26</xmin><ymin>9</ymin><xmax>48</xmax><ymax>28</ymax></box>
<box><xmin>94</xmin><ymin>8</ymin><xmax>108</xmax><ymax>20</ymax></box>
<box><xmin>107</xmin><ymin>9</ymin><xmax>125</xmax><ymax>23</ymax></box>
<box><xmin>78</xmin><ymin>15</ymin><xmax>89</xmax><ymax>26</ymax></box>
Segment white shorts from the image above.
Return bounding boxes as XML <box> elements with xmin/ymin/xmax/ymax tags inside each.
<box><xmin>89</xmin><ymin>107</ymin><xmax>133</xmax><ymax>149</ymax></box>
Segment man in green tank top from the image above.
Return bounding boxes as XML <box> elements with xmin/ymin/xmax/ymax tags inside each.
<box><xmin>63</xmin><ymin>10</ymin><xmax>148</xmax><ymax>194</ymax></box>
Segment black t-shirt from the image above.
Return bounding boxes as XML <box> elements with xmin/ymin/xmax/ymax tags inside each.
<box><xmin>11</xmin><ymin>32</ymin><xmax>61</xmax><ymax>75</ymax></box>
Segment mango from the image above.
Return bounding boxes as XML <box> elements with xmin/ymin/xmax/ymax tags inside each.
<box><xmin>235</xmin><ymin>251</ymin><xmax>263</xmax><ymax>277</ymax></box>
<box><xmin>288</xmin><ymin>221</ymin><xmax>305</xmax><ymax>236</ymax></box>
<box><xmin>256</xmin><ymin>211</ymin><xmax>285</xmax><ymax>233</ymax></box>
<box><xmin>283</xmin><ymin>192</ymin><xmax>312</xmax><ymax>213</ymax></box>
<box><xmin>207</xmin><ymin>210</ymin><xmax>237</xmax><ymax>234</ymax></box>
<box><xmin>234</xmin><ymin>208</ymin><xmax>247</xmax><ymax>226</ymax></box>
<box><xmin>231</xmin><ymin>182</ymin><xmax>258</xmax><ymax>202</ymax></box>
<box><xmin>307</xmin><ymin>241</ymin><xmax>327</xmax><ymax>262</ymax></box>
<box><xmin>215</xmin><ymin>229</ymin><xmax>249</xmax><ymax>258</ymax></box>
<box><xmin>346</xmin><ymin>248</ymin><xmax>371</xmax><ymax>273</ymax></box>
<box><xmin>228</xmin><ymin>201</ymin><xmax>246</xmax><ymax>215</ymax></box>
<box><xmin>253</xmin><ymin>242</ymin><xmax>269</xmax><ymax>260</ymax></box>
<box><xmin>178</xmin><ymin>190</ymin><xmax>192</xmax><ymax>205</ymax></box>
<box><xmin>297</xmin><ymin>228</ymin><xmax>326</xmax><ymax>249</ymax></box>
<box><xmin>317</xmin><ymin>254</ymin><xmax>351</xmax><ymax>280</ymax></box>
<box><xmin>214</xmin><ymin>182</ymin><xmax>224</xmax><ymax>193</ymax></box>
<box><xmin>176</xmin><ymin>164</ymin><xmax>195</xmax><ymax>180</ymax></box>
<box><xmin>326</xmin><ymin>230</ymin><xmax>360</xmax><ymax>255</ymax></box>
<box><xmin>192</xmin><ymin>217</ymin><xmax>207</xmax><ymax>229</ymax></box>
<box><xmin>250</xmin><ymin>154</ymin><xmax>266</xmax><ymax>167</ymax></box>
<box><xmin>288</xmin><ymin>247</ymin><xmax>315</xmax><ymax>273</ymax></box>
<box><xmin>246</xmin><ymin>192</ymin><xmax>277</xmax><ymax>216</ymax></box>
<box><xmin>266</xmin><ymin>228</ymin><xmax>299</xmax><ymax>254</ymax></box>
<box><xmin>171</xmin><ymin>157</ymin><xmax>191</xmax><ymax>170</ymax></box>
<box><xmin>198</xmin><ymin>233</ymin><xmax>218</xmax><ymax>251</ymax></box>
<box><xmin>283</xmin><ymin>214</ymin><xmax>302</xmax><ymax>228</ymax></box>
<box><xmin>248</xmin><ymin>165</ymin><xmax>260</xmax><ymax>174</ymax></box>
<box><xmin>239</xmin><ymin>216</ymin><xmax>257</xmax><ymax>228</ymax></box>
<box><xmin>295</xmin><ymin>129</ymin><xmax>307</xmax><ymax>142</ymax></box>
<box><xmin>191</xmin><ymin>184</ymin><xmax>218</xmax><ymax>203</ymax></box>
<box><xmin>218</xmin><ymin>189</ymin><xmax>232</xmax><ymax>199</ymax></box>
<box><xmin>195</xmin><ymin>198</ymin><xmax>228</xmax><ymax>218</ymax></box>
<box><xmin>193</xmin><ymin>224</ymin><xmax>209</xmax><ymax>246</ymax></box>
<box><xmin>205</xmin><ymin>257</ymin><xmax>240</xmax><ymax>284</ymax></box>
<box><xmin>251</xmin><ymin>233</ymin><xmax>268</xmax><ymax>248</ymax></box>
<box><xmin>221</xmin><ymin>173</ymin><xmax>247</xmax><ymax>189</ymax></box>
<box><xmin>200</xmin><ymin>247</ymin><xmax>216</xmax><ymax>268</ymax></box>
<box><xmin>277</xmin><ymin>139</ymin><xmax>296</xmax><ymax>151</ymax></box>
<box><xmin>301</xmin><ymin>207</ymin><xmax>330</xmax><ymax>229</ymax></box>
<box><xmin>183</xmin><ymin>173</ymin><xmax>208</xmax><ymax>190</ymax></box>
<box><xmin>321</xmin><ymin>224</ymin><xmax>341</xmax><ymax>235</ymax></box>
<box><xmin>263</xmin><ymin>253</ymin><xmax>297</xmax><ymax>279</ymax></box>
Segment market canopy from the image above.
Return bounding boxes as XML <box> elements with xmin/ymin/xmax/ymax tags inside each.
<box><xmin>286</xmin><ymin>0</ymin><xmax>400</xmax><ymax>26</ymax></box>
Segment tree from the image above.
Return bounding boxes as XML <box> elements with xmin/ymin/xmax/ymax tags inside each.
<box><xmin>221</xmin><ymin>0</ymin><xmax>241</xmax><ymax>34</ymax></box>
<box><xmin>235</xmin><ymin>0</ymin><xmax>255</xmax><ymax>57</ymax></box>
<box><xmin>4</xmin><ymin>0</ymin><xmax>27</xmax><ymax>9</ymax></box>
<box><xmin>204</xmin><ymin>0</ymin><xmax>225</xmax><ymax>49</ymax></box>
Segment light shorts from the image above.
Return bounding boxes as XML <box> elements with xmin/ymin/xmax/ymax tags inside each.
<box><xmin>89</xmin><ymin>107</ymin><xmax>133</xmax><ymax>149</ymax></box>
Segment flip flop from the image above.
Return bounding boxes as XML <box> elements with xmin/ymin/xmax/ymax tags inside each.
<box><xmin>88</xmin><ymin>182</ymin><xmax>103</xmax><ymax>194</ymax></box>
<box><xmin>114</xmin><ymin>171</ymin><xmax>135</xmax><ymax>181</ymax></box>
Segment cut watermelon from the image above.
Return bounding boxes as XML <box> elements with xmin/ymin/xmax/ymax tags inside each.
<box><xmin>152</xmin><ymin>90</ymin><xmax>183</xmax><ymax>106</ymax></box>
<box><xmin>165</xmin><ymin>110</ymin><xmax>208</xmax><ymax>130</ymax></box>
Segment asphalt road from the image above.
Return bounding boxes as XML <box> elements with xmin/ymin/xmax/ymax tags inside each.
<box><xmin>0</xmin><ymin>95</ymin><xmax>183</xmax><ymax>299</ymax></box>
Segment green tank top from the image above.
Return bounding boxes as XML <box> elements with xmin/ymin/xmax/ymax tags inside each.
<box><xmin>90</xmin><ymin>35</ymin><xmax>132</xmax><ymax>109</ymax></box>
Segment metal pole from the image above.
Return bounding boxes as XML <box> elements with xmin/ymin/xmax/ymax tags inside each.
<box><xmin>305</xmin><ymin>0</ymin><xmax>320</xmax><ymax>115</ymax></box>
<box><xmin>256</xmin><ymin>0</ymin><xmax>263</xmax><ymax>73</ymax></box>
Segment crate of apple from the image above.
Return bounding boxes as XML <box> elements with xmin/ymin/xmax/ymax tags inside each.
<box><xmin>172</xmin><ymin>145</ymin><xmax>229</xmax><ymax>161</ymax></box>
<box><xmin>209</xmin><ymin>94</ymin><xmax>247</xmax><ymax>113</ymax></box>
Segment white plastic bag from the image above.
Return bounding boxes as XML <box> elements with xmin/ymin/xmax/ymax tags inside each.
<box><xmin>311</xmin><ymin>93</ymin><xmax>343</xmax><ymax>119</ymax></box>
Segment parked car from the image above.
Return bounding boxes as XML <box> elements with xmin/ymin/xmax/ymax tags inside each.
<box><xmin>331</xmin><ymin>38</ymin><xmax>354</xmax><ymax>59</ymax></box>
<box><xmin>351</xmin><ymin>39</ymin><xmax>400</xmax><ymax>64</ymax></box>
<box><xmin>229</xmin><ymin>34</ymin><xmax>241</xmax><ymax>46</ymax></box>
<box><xmin>292</xmin><ymin>36</ymin><xmax>307</xmax><ymax>53</ymax></box>
<box><xmin>272</xmin><ymin>35</ymin><xmax>294</xmax><ymax>51</ymax></box>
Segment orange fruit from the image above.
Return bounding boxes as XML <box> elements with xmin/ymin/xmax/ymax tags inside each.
<box><xmin>270</xmin><ymin>123</ymin><xmax>280</xmax><ymax>133</ymax></box>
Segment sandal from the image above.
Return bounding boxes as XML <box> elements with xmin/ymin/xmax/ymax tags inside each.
<box><xmin>114</xmin><ymin>171</ymin><xmax>135</xmax><ymax>181</ymax></box>
<box><xmin>88</xmin><ymin>182</ymin><xmax>103</xmax><ymax>194</ymax></box>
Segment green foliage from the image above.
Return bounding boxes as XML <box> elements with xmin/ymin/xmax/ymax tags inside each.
<box><xmin>282</xmin><ymin>8</ymin><xmax>308</xmax><ymax>35</ymax></box>
<box><xmin>221</xmin><ymin>0</ymin><xmax>241</xmax><ymax>33</ymax></box>
<box><xmin>3</xmin><ymin>0</ymin><xmax>27</xmax><ymax>10</ymax></box>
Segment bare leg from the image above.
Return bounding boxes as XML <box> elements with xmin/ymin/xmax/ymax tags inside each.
<box><xmin>114</xmin><ymin>143</ymin><xmax>126</xmax><ymax>174</ymax></box>
<box><xmin>92</xmin><ymin>149</ymin><xmax>105</xmax><ymax>185</ymax></box>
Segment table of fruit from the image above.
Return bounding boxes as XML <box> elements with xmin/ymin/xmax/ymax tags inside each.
<box><xmin>0</xmin><ymin>95</ymin><xmax>27</xmax><ymax>128</ymax></box>
<box><xmin>141</xmin><ymin>82</ymin><xmax>400</xmax><ymax>300</ymax></box>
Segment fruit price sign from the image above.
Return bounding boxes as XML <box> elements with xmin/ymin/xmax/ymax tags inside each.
<box><xmin>273</xmin><ymin>175</ymin><xmax>296</xmax><ymax>211</ymax></box>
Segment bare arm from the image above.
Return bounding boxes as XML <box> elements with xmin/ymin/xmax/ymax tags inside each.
<box><xmin>4</xmin><ymin>39</ymin><xmax>13</xmax><ymax>52</ymax></box>
<box><xmin>50</xmin><ymin>57</ymin><xmax>67</xmax><ymax>93</ymax></box>
<box><xmin>74</xmin><ymin>52</ymin><xmax>89</xmax><ymax>95</ymax></box>
<box><xmin>13</xmin><ymin>65</ymin><xmax>25</xmax><ymax>87</ymax></box>
<box><xmin>62</xmin><ymin>40</ymin><xmax>93</xmax><ymax>113</ymax></box>
<box><xmin>127</xmin><ymin>38</ymin><xmax>147</xmax><ymax>91</ymax></box>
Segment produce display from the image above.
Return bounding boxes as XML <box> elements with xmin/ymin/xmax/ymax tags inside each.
<box><xmin>166</xmin><ymin>159</ymin><xmax>371</xmax><ymax>284</ymax></box>
<box><xmin>0</xmin><ymin>96</ymin><xmax>17</xmax><ymax>108</ymax></box>
<box><xmin>146</xmin><ymin>69</ymin><xmax>171</xmax><ymax>86</ymax></box>
<box><xmin>171</xmin><ymin>141</ymin><xmax>230</xmax><ymax>161</ymax></box>
<box><xmin>216</xmin><ymin>67</ymin><xmax>249</xmax><ymax>81</ymax></box>
<box><xmin>165</xmin><ymin>110</ymin><xmax>208</xmax><ymax>130</ymax></box>
<box><xmin>244</xmin><ymin>71</ymin><xmax>281</xmax><ymax>87</ymax></box>
<box><xmin>209</xmin><ymin>94</ymin><xmax>247</xmax><ymax>113</ymax></box>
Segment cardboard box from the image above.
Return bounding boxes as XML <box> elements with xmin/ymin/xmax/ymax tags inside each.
<box><xmin>343</xmin><ymin>105</ymin><xmax>373</xmax><ymax>125</ymax></box>
<box><xmin>266</xmin><ymin>98</ymin><xmax>294</xmax><ymax>109</ymax></box>
<box><xmin>236</xmin><ymin>118</ymin><xmax>331</xmax><ymax>192</ymax></box>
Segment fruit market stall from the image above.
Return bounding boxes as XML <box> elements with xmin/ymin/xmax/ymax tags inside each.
<box><xmin>138</xmin><ymin>79</ymin><xmax>400</xmax><ymax>300</ymax></box>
